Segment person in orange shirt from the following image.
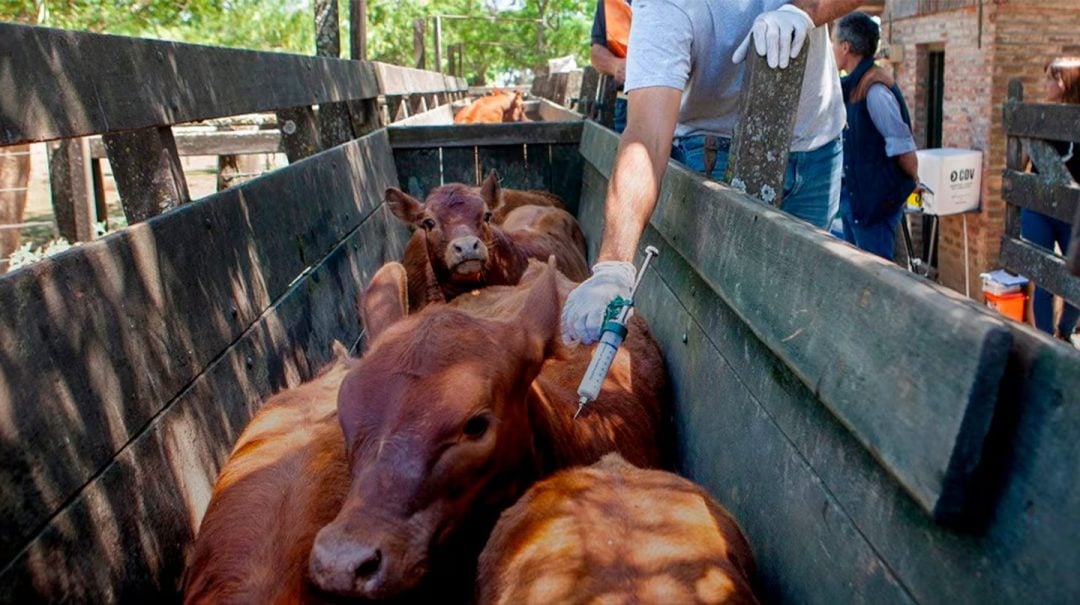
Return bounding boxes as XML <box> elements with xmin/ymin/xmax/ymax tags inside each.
<box><xmin>589</xmin><ymin>0</ymin><xmax>632</xmax><ymax>133</ymax></box>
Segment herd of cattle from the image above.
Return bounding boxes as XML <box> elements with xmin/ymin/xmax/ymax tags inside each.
<box><xmin>182</xmin><ymin>170</ymin><xmax>762</xmax><ymax>603</ymax></box>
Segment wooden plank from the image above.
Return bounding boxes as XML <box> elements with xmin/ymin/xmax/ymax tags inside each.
<box><xmin>1022</xmin><ymin>138</ymin><xmax>1078</xmax><ymax>187</ymax></box>
<box><xmin>579</xmin><ymin>66</ymin><xmax>600</xmax><ymax>119</ymax></box>
<box><xmin>595</xmin><ymin>75</ymin><xmax>619</xmax><ymax>129</ymax></box>
<box><xmin>536</xmin><ymin>98</ymin><xmax>584</xmax><ymax>123</ymax></box>
<box><xmin>350</xmin><ymin>0</ymin><xmax>367</xmax><ymax>60</ymax></box>
<box><xmin>372</xmin><ymin>62</ymin><xmax>467</xmax><ymax>96</ymax></box>
<box><xmin>0</xmin><ymin>204</ymin><xmax>408</xmax><ymax>602</ymax></box>
<box><xmin>276</xmin><ymin>106</ymin><xmax>323</xmax><ymax>163</ymax></box>
<box><xmin>1070</xmin><ymin>203</ymin><xmax>1080</xmax><ymax>276</ymax></box>
<box><xmin>725</xmin><ymin>49</ymin><xmax>807</xmax><ymax>205</ymax></box>
<box><xmin>580</xmin><ymin>154</ymin><xmax>1080</xmax><ymax>603</ymax></box>
<box><xmin>477</xmin><ymin>145</ymin><xmax>529</xmax><ymax>190</ymax></box>
<box><xmin>0</xmin><ymin>23</ymin><xmax>380</xmax><ymax>145</ymax></box>
<box><xmin>640</xmin><ymin>216</ymin><xmax>1080</xmax><ymax>603</ymax></box>
<box><xmin>1000</xmin><ymin>236</ymin><xmax>1080</xmax><ymax>306</ymax></box>
<box><xmin>630</xmin><ymin>235</ymin><xmax>914</xmax><ymax>604</ymax></box>
<box><xmin>392</xmin><ymin>147</ymin><xmax>442</xmax><ymax>200</ymax></box>
<box><xmin>102</xmin><ymin>126</ymin><xmax>191</xmax><ymax>224</ymax></box>
<box><xmin>1001</xmin><ymin>170</ymin><xmax>1079</xmax><ymax>224</ymax></box>
<box><xmin>579</xmin><ymin>120</ymin><xmax>1014</xmax><ymax>522</ymax></box>
<box><xmin>441</xmin><ymin>146</ymin><xmax>478</xmax><ymax>186</ymax></box>
<box><xmin>89</xmin><ymin>130</ymin><xmax>284</xmax><ymax>159</ymax></box>
<box><xmin>389</xmin><ymin>105</ymin><xmax>455</xmax><ymax>127</ymax></box>
<box><xmin>347</xmin><ymin>98</ymin><xmax>383</xmax><ymax>138</ymax></box>
<box><xmin>47</xmin><ymin>137</ymin><xmax>96</xmax><ymax>242</ymax></box>
<box><xmin>0</xmin><ymin>130</ymin><xmax>399</xmax><ymax>570</ymax></box>
<box><xmin>1004</xmin><ymin>80</ymin><xmax>1026</xmax><ymax>239</ymax></box>
<box><xmin>1003</xmin><ymin>101</ymin><xmax>1080</xmax><ymax>142</ymax></box>
<box><xmin>548</xmin><ymin>143</ymin><xmax>584</xmax><ymax>217</ymax></box>
<box><xmin>388</xmin><ymin>122</ymin><xmax>583</xmax><ymax>149</ymax></box>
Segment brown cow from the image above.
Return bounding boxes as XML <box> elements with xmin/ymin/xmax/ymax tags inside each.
<box><xmin>307</xmin><ymin>259</ymin><xmax>668</xmax><ymax>601</ymax></box>
<box><xmin>492</xmin><ymin>187</ymin><xmax>565</xmax><ymax>225</ymax></box>
<box><xmin>477</xmin><ymin>453</ymin><xmax>760</xmax><ymax>605</ymax></box>
<box><xmin>390</xmin><ymin>170</ymin><xmax>589</xmax><ymax>312</ymax></box>
<box><xmin>183</xmin><ymin>342</ymin><xmax>354</xmax><ymax>605</ymax></box>
<box><xmin>453</xmin><ymin>90</ymin><xmax>529</xmax><ymax>124</ymax></box>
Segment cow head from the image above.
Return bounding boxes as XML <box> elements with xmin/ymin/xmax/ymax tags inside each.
<box><xmin>502</xmin><ymin>92</ymin><xmax>526</xmax><ymax>123</ymax></box>
<box><xmin>308</xmin><ymin>260</ymin><xmax>560</xmax><ymax>599</ymax></box>
<box><xmin>386</xmin><ymin>171</ymin><xmax>505</xmax><ymax>285</ymax></box>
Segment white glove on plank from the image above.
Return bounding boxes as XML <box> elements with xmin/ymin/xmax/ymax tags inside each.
<box><xmin>732</xmin><ymin>4</ymin><xmax>815</xmax><ymax>69</ymax></box>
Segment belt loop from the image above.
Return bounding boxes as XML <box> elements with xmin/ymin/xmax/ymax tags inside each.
<box><xmin>703</xmin><ymin>135</ymin><xmax>719</xmax><ymax>179</ymax></box>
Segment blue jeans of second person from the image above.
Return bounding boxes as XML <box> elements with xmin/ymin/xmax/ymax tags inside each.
<box><xmin>613</xmin><ymin>97</ymin><xmax>627</xmax><ymax>134</ymax></box>
<box><xmin>670</xmin><ymin>135</ymin><xmax>842</xmax><ymax>230</ymax></box>
<box><xmin>1021</xmin><ymin>208</ymin><xmax>1079</xmax><ymax>336</ymax></box>
<box><xmin>839</xmin><ymin>186</ymin><xmax>903</xmax><ymax>261</ymax></box>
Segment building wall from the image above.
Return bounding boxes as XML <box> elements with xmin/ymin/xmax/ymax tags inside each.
<box><xmin>882</xmin><ymin>0</ymin><xmax>1080</xmax><ymax>297</ymax></box>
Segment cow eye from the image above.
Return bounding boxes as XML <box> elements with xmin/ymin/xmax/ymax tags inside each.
<box><xmin>421</xmin><ymin>218</ymin><xmax>437</xmax><ymax>230</ymax></box>
<box><xmin>462</xmin><ymin>414</ymin><xmax>490</xmax><ymax>439</ymax></box>
<box><xmin>483</xmin><ymin>211</ymin><xmax>493</xmax><ymax>223</ymax></box>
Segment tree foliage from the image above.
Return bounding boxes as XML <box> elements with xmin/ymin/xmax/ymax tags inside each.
<box><xmin>0</xmin><ymin>0</ymin><xmax>592</xmax><ymax>82</ymax></box>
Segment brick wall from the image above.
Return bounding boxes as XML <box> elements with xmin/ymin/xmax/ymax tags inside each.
<box><xmin>882</xmin><ymin>0</ymin><xmax>1080</xmax><ymax>297</ymax></box>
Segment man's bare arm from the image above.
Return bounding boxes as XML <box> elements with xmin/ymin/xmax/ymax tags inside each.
<box><xmin>590</xmin><ymin>44</ymin><xmax>626</xmax><ymax>83</ymax></box>
<box><xmin>597</xmin><ymin>86</ymin><xmax>682</xmax><ymax>263</ymax></box>
<box><xmin>791</xmin><ymin>0</ymin><xmax>864</xmax><ymax>25</ymax></box>
<box><xmin>897</xmin><ymin>151</ymin><xmax>920</xmax><ymax>183</ymax></box>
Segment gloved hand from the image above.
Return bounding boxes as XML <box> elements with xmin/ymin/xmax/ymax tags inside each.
<box><xmin>732</xmin><ymin>4</ymin><xmax>815</xmax><ymax>69</ymax></box>
<box><xmin>560</xmin><ymin>261</ymin><xmax>636</xmax><ymax>345</ymax></box>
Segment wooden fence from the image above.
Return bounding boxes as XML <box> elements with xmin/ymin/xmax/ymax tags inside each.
<box><xmin>1001</xmin><ymin>79</ymin><xmax>1080</xmax><ymax>303</ymax></box>
<box><xmin>0</xmin><ymin>23</ymin><xmax>460</xmax><ymax>601</ymax></box>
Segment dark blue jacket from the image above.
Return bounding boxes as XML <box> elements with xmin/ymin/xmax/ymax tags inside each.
<box><xmin>841</xmin><ymin>57</ymin><xmax>916</xmax><ymax>226</ymax></box>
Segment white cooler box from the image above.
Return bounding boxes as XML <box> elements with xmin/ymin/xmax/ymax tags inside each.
<box><xmin>916</xmin><ymin>148</ymin><xmax>983</xmax><ymax>215</ymax></box>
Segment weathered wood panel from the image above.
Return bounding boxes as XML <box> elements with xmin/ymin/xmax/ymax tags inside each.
<box><xmin>0</xmin><ymin>130</ymin><xmax>398</xmax><ymax>570</ymax></box>
<box><xmin>387</xmin><ymin>122</ymin><xmax>583</xmax><ymax>149</ymax></box>
<box><xmin>276</xmin><ymin>106</ymin><xmax>322</xmax><ymax>163</ymax></box>
<box><xmin>440</xmin><ymin>146</ymin><xmax>479</xmax><ymax>187</ymax></box>
<box><xmin>1000</xmin><ymin>236</ymin><xmax>1080</xmax><ymax>305</ymax></box>
<box><xmin>1003</xmin><ymin>101</ymin><xmax>1080</xmax><ymax>143</ymax></box>
<box><xmin>579</xmin><ymin>121</ymin><xmax>1012</xmax><ymax>522</ymax></box>
<box><xmin>389</xmin><ymin>104</ymin><xmax>455</xmax><ymax>127</ymax></box>
<box><xmin>1001</xmin><ymin>170</ymin><xmax>1079</xmax><ymax>224</ymax></box>
<box><xmin>548</xmin><ymin>143</ymin><xmax>585</xmax><ymax>217</ymax></box>
<box><xmin>725</xmin><ymin>50</ymin><xmax>806</xmax><ymax>205</ymax></box>
<box><xmin>393</xmin><ymin>147</ymin><xmax>442</xmax><ymax>201</ymax></box>
<box><xmin>102</xmin><ymin>126</ymin><xmax>191</xmax><ymax>224</ymax></box>
<box><xmin>372</xmin><ymin>62</ymin><xmax>467</xmax><ymax>96</ymax></box>
<box><xmin>47</xmin><ymin>137</ymin><xmax>97</xmax><ymax>242</ymax></box>
<box><xmin>476</xmin><ymin>145</ymin><xmax>532</xmax><ymax>191</ymax></box>
<box><xmin>580</xmin><ymin>133</ymin><xmax>1080</xmax><ymax>603</ymax></box>
<box><xmin>90</xmin><ymin>130</ymin><xmax>285</xmax><ymax>159</ymax></box>
<box><xmin>0</xmin><ymin>203</ymin><xmax>409</xmax><ymax>602</ymax></box>
<box><xmin>536</xmin><ymin>98</ymin><xmax>584</xmax><ymax>123</ymax></box>
<box><xmin>0</xmin><ymin>23</ymin><xmax>379</xmax><ymax>145</ymax></box>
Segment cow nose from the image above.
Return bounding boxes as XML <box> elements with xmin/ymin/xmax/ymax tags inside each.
<box><xmin>452</xmin><ymin>237</ymin><xmax>481</xmax><ymax>254</ymax></box>
<box><xmin>309</xmin><ymin>536</ymin><xmax>387</xmax><ymax>596</ymax></box>
<box><xmin>353</xmin><ymin>547</ymin><xmax>383</xmax><ymax>581</ymax></box>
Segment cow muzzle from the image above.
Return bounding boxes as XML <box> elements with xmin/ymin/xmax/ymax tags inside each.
<box><xmin>444</xmin><ymin>236</ymin><xmax>488</xmax><ymax>275</ymax></box>
<box><xmin>309</xmin><ymin>523</ymin><xmax>426</xmax><ymax>599</ymax></box>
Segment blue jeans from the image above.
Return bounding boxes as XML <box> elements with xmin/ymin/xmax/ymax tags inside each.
<box><xmin>613</xmin><ymin>97</ymin><xmax>627</xmax><ymax>134</ymax></box>
<box><xmin>1021</xmin><ymin>208</ymin><xmax>1079</xmax><ymax>336</ymax></box>
<box><xmin>839</xmin><ymin>186</ymin><xmax>903</xmax><ymax>260</ymax></box>
<box><xmin>671</xmin><ymin>135</ymin><xmax>841</xmax><ymax>230</ymax></box>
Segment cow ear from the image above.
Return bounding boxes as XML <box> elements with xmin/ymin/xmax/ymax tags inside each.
<box><xmin>513</xmin><ymin>260</ymin><xmax>560</xmax><ymax>367</ymax></box>
<box><xmin>480</xmin><ymin>169</ymin><xmax>503</xmax><ymax>212</ymax></box>
<box><xmin>386</xmin><ymin>188</ymin><xmax>424</xmax><ymax>225</ymax></box>
<box><xmin>360</xmin><ymin>262</ymin><xmax>409</xmax><ymax>347</ymax></box>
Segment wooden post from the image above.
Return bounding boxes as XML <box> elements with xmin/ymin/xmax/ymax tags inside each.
<box><xmin>349</xmin><ymin>0</ymin><xmax>367</xmax><ymax>60</ymax></box>
<box><xmin>434</xmin><ymin>16</ymin><xmax>443</xmax><ymax>74</ymax></box>
<box><xmin>413</xmin><ymin>19</ymin><xmax>426</xmax><ymax>69</ymax></box>
<box><xmin>596</xmin><ymin>75</ymin><xmax>619</xmax><ymax>129</ymax></box>
<box><xmin>276</xmin><ymin>106</ymin><xmax>322</xmax><ymax>163</ymax></box>
<box><xmin>579</xmin><ymin>66</ymin><xmax>600</xmax><ymax>118</ymax></box>
<box><xmin>102</xmin><ymin>126</ymin><xmax>190</xmax><ymax>224</ymax></box>
<box><xmin>48</xmin><ymin>138</ymin><xmax>96</xmax><ymax>241</ymax></box>
<box><xmin>725</xmin><ymin>49</ymin><xmax>808</xmax><ymax>206</ymax></box>
<box><xmin>315</xmin><ymin>0</ymin><xmax>353</xmax><ymax>148</ymax></box>
<box><xmin>90</xmin><ymin>159</ymin><xmax>107</xmax><ymax>230</ymax></box>
<box><xmin>1068</xmin><ymin>203</ymin><xmax>1080</xmax><ymax>276</ymax></box>
<box><xmin>347</xmin><ymin>98</ymin><xmax>383</xmax><ymax>137</ymax></box>
<box><xmin>0</xmin><ymin>143</ymin><xmax>31</xmax><ymax>271</ymax></box>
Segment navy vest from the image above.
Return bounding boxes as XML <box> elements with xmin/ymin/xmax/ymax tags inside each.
<box><xmin>841</xmin><ymin>57</ymin><xmax>916</xmax><ymax>225</ymax></box>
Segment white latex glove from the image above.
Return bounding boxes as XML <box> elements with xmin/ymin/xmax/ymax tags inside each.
<box><xmin>732</xmin><ymin>4</ymin><xmax>815</xmax><ymax>69</ymax></box>
<box><xmin>560</xmin><ymin>261</ymin><xmax>636</xmax><ymax>345</ymax></box>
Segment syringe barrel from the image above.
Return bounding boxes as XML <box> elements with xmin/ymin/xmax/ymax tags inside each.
<box><xmin>575</xmin><ymin>330</ymin><xmax>625</xmax><ymax>403</ymax></box>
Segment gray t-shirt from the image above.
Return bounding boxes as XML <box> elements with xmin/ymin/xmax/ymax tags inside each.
<box><xmin>624</xmin><ymin>0</ymin><xmax>845</xmax><ymax>152</ymax></box>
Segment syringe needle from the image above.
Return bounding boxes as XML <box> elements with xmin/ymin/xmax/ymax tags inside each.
<box><xmin>573</xmin><ymin>396</ymin><xmax>587</xmax><ymax>419</ymax></box>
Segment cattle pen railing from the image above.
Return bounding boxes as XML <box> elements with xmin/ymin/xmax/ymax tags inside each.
<box><xmin>2</xmin><ymin>20</ymin><xmax>1080</xmax><ymax>605</ymax></box>
<box><xmin>1001</xmin><ymin>78</ymin><xmax>1080</xmax><ymax>299</ymax></box>
<box><xmin>0</xmin><ymin>22</ymin><xmax>462</xmax><ymax>600</ymax></box>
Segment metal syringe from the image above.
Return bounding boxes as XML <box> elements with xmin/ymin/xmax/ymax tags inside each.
<box><xmin>573</xmin><ymin>246</ymin><xmax>659</xmax><ymax>419</ymax></box>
